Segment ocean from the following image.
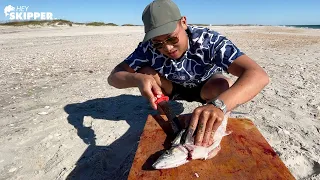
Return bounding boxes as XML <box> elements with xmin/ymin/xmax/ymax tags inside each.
<box><xmin>285</xmin><ymin>25</ymin><xmax>320</xmax><ymax>29</ymax></box>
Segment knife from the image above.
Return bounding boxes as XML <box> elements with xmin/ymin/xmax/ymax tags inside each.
<box><xmin>154</xmin><ymin>94</ymin><xmax>182</xmax><ymax>135</ymax></box>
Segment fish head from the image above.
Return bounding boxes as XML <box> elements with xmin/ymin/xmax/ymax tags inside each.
<box><xmin>152</xmin><ymin>145</ymin><xmax>189</xmax><ymax>169</ymax></box>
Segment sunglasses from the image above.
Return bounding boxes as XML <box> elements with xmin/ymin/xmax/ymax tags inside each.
<box><xmin>152</xmin><ymin>36</ymin><xmax>179</xmax><ymax>49</ymax></box>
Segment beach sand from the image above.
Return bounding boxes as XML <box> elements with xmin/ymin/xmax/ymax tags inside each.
<box><xmin>0</xmin><ymin>25</ymin><xmax>320</xmax><ymax>179</ymax></box>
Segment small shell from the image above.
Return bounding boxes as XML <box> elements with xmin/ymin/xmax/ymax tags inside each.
<box><xmin>195</xmin><ymin>173</ymin><xmax>199</xmax><ymax>178</ymax></box>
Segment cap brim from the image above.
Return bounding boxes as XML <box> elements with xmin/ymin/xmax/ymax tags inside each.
<box><xmin>143</xmin><ymin>20</ymin><xmax>178</xmax><ymax>43</ymax></box>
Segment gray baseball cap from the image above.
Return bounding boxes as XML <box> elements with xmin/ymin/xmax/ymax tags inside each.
<box><xmin>142</xmin><ymin>0</ymin><xmax>182</xmax><ymax>42</ymax></box>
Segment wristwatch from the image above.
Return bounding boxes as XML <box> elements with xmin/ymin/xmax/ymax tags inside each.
<box><xmin>208</xmin><ymin>99</ymin><xmax>227</xmax><ymax>114</ymax></box>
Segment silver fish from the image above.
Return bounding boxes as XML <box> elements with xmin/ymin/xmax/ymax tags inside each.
<box><xmin>152</xmin><ymin>112</ymin><xmax>231</xmax><ymax>169</ymax></box>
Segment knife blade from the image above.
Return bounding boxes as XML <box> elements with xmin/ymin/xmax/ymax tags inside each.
<box><xmin>154</xmin><ymin>94</ymin><xmax>182</xmax><ymax>135</ymax></box>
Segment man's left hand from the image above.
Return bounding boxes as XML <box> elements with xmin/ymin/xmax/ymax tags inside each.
<box><xmin>187</xmin><ymin>104</ymin><xmax>225</xmax><ymax>147</ymax></box>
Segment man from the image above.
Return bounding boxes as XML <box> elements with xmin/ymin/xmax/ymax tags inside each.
<box><xmin>108</xmin><ymin>0</ymin><xmax>269</xmax><ymax>150</ymax></box>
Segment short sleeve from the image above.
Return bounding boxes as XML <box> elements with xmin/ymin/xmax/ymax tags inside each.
<box><xmin>209</xmin><ymin>31</ymin><xmax>244</xmax><ymax>72</ymax></box>
<box><xmin>123</xmin><ymin>42</ymin><xmax>150</xmax><ymax>71</ymax></box>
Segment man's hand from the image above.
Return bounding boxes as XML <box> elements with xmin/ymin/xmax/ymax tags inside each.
<box><xmin>187</xmin><ymin>104</ymin><xmax>224</xmax><ymax>147</ymax></box>
<box><xmin>133</xmin><ymin>73</ymin><xmax>163</xmax><ymax>110</ymax></box>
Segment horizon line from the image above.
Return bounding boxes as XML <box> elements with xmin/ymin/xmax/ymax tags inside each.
<box><xmin>0</xmin><ymin>19</ymin><xmax>319</xmax><ymax>26</ymax></box>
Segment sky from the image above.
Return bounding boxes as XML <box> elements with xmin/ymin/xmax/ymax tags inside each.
<box><xmin>1</xmin><ymin>0</ymin><xmax>319</xmax><ymax>25</ymax></box>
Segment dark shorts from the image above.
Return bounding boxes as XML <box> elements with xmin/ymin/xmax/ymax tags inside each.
<box><xmin>168</xmin><ymin>81</ymin><xmax>208</xmax><ymax>104</ymax></box>
<box><xmin>168</xmin><ymin>70</ymin><xmax>224</xmax><ymax>104</ymax></box>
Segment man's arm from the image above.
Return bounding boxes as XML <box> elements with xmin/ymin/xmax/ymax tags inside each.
<box><xmin>217</xmin><ymin>54</ymin><xmax>269</xmax><ymax>111</ymax></box>
<box><xmin>187</xmin><ymin>54</ymin><xmax>269</xmax><ymax>147</ymax></box>
<box><xmin>107</xmin><ymin>61</ymin><xmax>162</xmax><ymax>110</ymax></box>
<box><xmin>107</xmin><ymin>62</ymin><xmax>138</xmax><ymax>89</ymax></box>
<box><xmin>108</xmin><ymin>41</ymin><xmax>151</xmax><ymax>89</ymax></box>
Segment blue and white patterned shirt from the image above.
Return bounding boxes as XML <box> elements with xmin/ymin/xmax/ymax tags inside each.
<box><xmin>124</xmin><ymin>25</ymin><xmax>244</xmax><ymax>88</ymax></box>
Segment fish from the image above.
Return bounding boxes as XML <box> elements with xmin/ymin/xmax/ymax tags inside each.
<box><xmin>152</xmin><ymin>112</ymin><xmax>231</xmax><ymax>169</ymax></box>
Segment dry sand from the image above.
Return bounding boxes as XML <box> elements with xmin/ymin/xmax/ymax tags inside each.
<box><xmin>0</xmin><ymin>25</ymin><xmax>320</xmax><ymax>180</ymax></box>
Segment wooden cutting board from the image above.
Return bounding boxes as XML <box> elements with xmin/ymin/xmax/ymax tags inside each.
<box><xmin>128</xmin><ymin>115</ymin><xmax>295</xmax><ymax>180</ymax></box>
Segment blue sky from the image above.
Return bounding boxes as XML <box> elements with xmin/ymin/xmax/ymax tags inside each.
<box><xmin>1</xmin><ymin>0</ymin><xmax>319</xmax><ymax>25</ymax></box>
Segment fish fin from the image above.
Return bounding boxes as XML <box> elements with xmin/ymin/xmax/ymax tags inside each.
<box><xmin>171</xmin><ymin>129</ymin><xmax>185</xmax><ymax>146</ymax></box>
<box><xmin>206</xmin><ymin>145</ymin><xmax>221</xmax><ymax>159</ymax></box>
<box><xmin>225</xmin><ymin>130</ymin><xmax>232</xmax><ymax>135</ymax></box>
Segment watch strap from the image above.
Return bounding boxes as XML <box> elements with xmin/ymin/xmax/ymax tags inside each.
<box><xmin>208</xmin><ymin>99</ymin><xmax>227</xmax><ymax>114</ymax></box>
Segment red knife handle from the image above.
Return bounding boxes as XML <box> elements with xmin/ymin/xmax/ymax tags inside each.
<box><xmin>154</xmin><ymin>94</ymin><xmax>169</xmax><ymax>105</ymax></box>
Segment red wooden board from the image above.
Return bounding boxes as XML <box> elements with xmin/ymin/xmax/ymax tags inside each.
<box><xmin>128</xmin><ymin>115</ymin><xmax>295</xmax><ymax>180</ymax></box>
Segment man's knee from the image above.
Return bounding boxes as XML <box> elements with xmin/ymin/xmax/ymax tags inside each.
<box><xmin>200</xmin><ymin>75</ymin><xmax>233</xmax><ymax>101</ymax></box>
<box><xmin>137</xmin><ymin>66</ymin><xmax>157</xmax><ymax>76</ymax></box>
<box><xmin>137</xmin><ymin>66</ymin><xmax>173</xmax><ymax>95</ymax></box>
<box><xmin>211</xmin><ymin>76</ymin><xmax>233</xmax><ymax>89</ymax></box>
<box><xmin>137</xmin><ymin>66</ymin><xmax>162</xmax><ymax>85</ymax></box>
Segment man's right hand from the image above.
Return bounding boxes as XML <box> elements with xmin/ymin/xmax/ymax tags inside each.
<box><xmin>133</xmin><ymin>73</ymin><xmax>163</xmax><ymax>110</ymax></box>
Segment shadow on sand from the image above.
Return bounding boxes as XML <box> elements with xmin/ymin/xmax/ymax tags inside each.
<box><xmin>63</xmin><ymin>94</ymin><xmax>184</xmax><ymax>180</ymax></box>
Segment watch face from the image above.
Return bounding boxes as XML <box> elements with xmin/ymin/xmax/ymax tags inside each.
<box><xmin>214</xmin><ymin>99</ymin><xmax>222</xmax><ymax>107</ymax></box>
<box><xmin>211</xmin><ymin>99</ymin><xmax>227</xmax><ymax>114</ymax></box>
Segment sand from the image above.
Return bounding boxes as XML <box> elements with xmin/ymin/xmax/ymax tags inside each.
<box><xmin>0</xmin><ymin>25</ymin><xmax>320</xmax><ymax>180</ymax></box>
